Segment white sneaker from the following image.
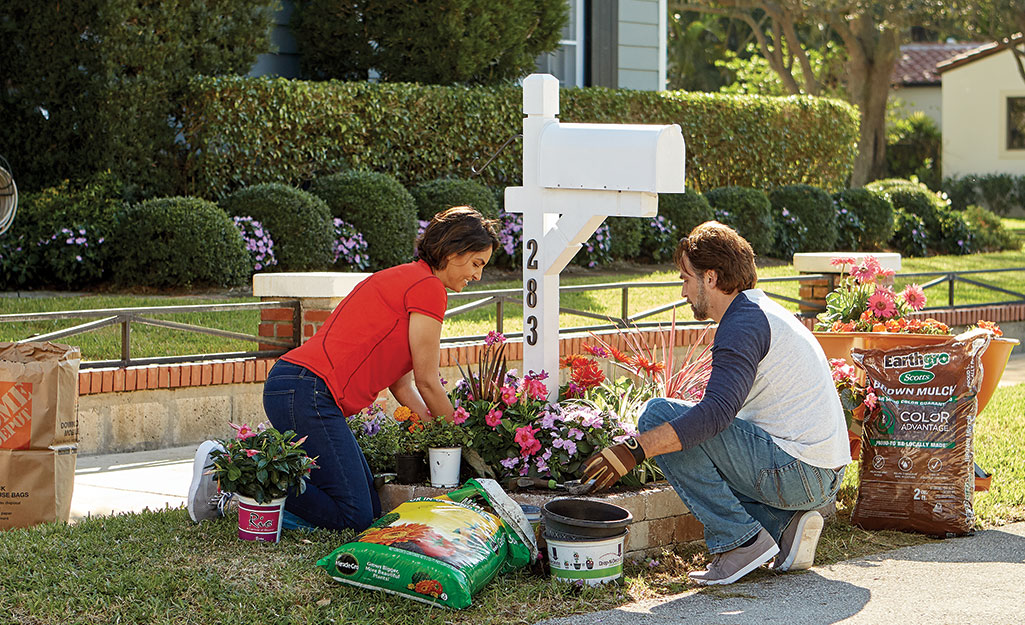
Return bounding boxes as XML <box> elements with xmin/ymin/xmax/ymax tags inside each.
<box><xmin>688</xmin><ymin>529</ymin><xmax>779</xmax><ymax>585</ymax></box>
<box><xmin>187</xmin><ymin>440</ymin><xmax>224</xmax><ymax>523</ymax></box>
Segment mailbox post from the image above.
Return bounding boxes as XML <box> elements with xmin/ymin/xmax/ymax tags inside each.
<box><xmin>505</xmin><ymin>74</ymin><xmax>686</xmax><ymax>400</ymax></box>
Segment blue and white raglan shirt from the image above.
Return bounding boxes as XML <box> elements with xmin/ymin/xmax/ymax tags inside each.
<box><xmin>669</xmin><ymin>289</ymin><xmax>852</xmax><ymax>469</ymax></box>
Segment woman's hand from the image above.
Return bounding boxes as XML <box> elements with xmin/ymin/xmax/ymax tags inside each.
<box><xmin>403</xmin><ymin>312</ymin><xmax>455</xmax><ymax>420</ymax></box>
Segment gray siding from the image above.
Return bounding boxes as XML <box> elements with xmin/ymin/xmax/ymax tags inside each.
<box><xmin>617</xmin><ymin>0</ymin><xmax>660</xmax><ymax>90</ymax></box>
<box><xmin>249</xmin><ymin>1</ymin><xmax>300</xmax><ymax>79</ymax></box>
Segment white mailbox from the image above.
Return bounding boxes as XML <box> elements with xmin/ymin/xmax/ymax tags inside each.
<box><xmin>538</xmin><ymin>123</ymin><xmax>685</xmax><ymax>193</ymax></box>
<box><xmin>505</xmin><ymin>74</ymin><xmax>686</xmax><ymax>399</ymax></box>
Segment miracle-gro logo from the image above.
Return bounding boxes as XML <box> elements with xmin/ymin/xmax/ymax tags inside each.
<box><xmin>883</xmin><ymin>351</ymin><xmax>950</xmax><ymax>370</ymax></box>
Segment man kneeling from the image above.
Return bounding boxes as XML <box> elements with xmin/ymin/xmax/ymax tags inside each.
<box><xmin>583</xmin><ymin>221</ymin><xmax>851</xmax><ymax>585</ymax></box>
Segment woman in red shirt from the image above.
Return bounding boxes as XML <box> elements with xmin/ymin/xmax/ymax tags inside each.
<box><xmin>188</xmin><ymin>207</ymin><xmax>499</xmax><ymax>530</ymax></box>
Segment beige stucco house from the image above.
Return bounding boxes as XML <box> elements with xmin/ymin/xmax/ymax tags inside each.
<box><xmin>890</xmin><ymin>42</ymin><xmax>982</xmax><ymax>127</ymax></box>
<box><xmin>938</xmin><ymin>36</ymin><xmax>1025</xmax><ymax>179</ymax></box>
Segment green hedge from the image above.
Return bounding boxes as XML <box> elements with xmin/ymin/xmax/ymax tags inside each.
<box><xmin>834</xmin><ymin>188</ymin><xmax>894</xmax><ymax>251</ymax></box>
<box><xmin>943</xmin><ymin>173</ymin><xmax>1025</xmax><ymax>215</ymax></box>
<box><xmin>182</xmin><ymin>77</ymin><xmax>860</xmax><ymax>200</ymax></box>
<box><xmin>657</xmin><ymin>191</ymin><xmax>715</xmax><ymax>240</ymax></box>
<box><xmin>410</xmin><ymin>178</ymin><xmax>500</xmax><ymax>221</ymax></box>
<box><xmin>111</xmin><ymin>197</ymin><xmax>251</xmax><ymax>288</ymax></box>
<box><xmin>219</xmin><ymin>183</ymin><xmax>335</xmax><ymax>271</ymax></box>
<box><xmin>310</xmin><ymin>171</ymin><xmax>417</xmax><ymax>270</ymax></box>
<box><xmin>768</xmin><ymin>184</ymin><xmax>837</xmax><ymax>253</ymax></box>
<box><xmin>704</xmin><ymin>186</ymin><xmax>775</xmax><ymax>256</ymax></box>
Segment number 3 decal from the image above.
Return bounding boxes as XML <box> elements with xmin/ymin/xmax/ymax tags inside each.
<box><xmin>526</xmin><ymin>315</ymin><xmax>538</xmax><ymax>345</ymax></box>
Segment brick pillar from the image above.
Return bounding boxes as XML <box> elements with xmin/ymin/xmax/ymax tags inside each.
<box><xmin>258</xmin><ymin>303</ymin><xmax>299</xmax><ymax>351</ymax></box>
<box><xmin>798</xmin><ymin>274</ymin><xmax>836</xmax><ymax>314</ymax></box>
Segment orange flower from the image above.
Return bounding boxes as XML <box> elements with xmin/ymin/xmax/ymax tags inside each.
<box><xmin>607</xmin><ymin>345</ymin><xmax>631</xmax><ymax>363</ymax></box>
<box><xmin>560</xmin><ymin>354</ymin><xmax>591</xmax><ymax>369</ymax></box>
<box><xmin>394</xmin><ymin>406</ymin><xmax>415</xmax><ymax>422</ymax></box>
<box><xmin>571</xmin><ymin>359</ymin><xmax>606</xmax><ymax>389</ymax></box>
<box><xmin>977</xmin><ymin>320</ymin><xmax>1003</xmax><ymax>336</ymax></box>
<box><xmin>358</xmin><ymin>523</ymin><xmax>434</xmax><ymax>546</ymax></box>
<box><xmin>630</xmin><ymin>355</ymin><xmax>665</xmax><ymax>377</ymax></box>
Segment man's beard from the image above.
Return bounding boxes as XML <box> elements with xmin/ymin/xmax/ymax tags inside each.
<box><xmin>690</xmin><ymin>283</ymin><xmax>709</xmax><ymax>320</ymax></box>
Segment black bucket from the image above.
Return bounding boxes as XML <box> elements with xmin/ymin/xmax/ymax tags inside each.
<box><xmin>541</xmin><ymin>498</ymin><xmax>633</xmax><ymax>539</ymax></box>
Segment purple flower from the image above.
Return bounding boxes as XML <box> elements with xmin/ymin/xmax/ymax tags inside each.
<box><xmin>500</xmin><ymin>457</ymin><xmax>520</xmax><ymax>470</ymax></box>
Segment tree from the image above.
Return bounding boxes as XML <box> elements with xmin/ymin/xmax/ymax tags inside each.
<box><xmin>669</xmin><ymin>1</ymin><xmax>969</xmax><ymax>185</ymax></box>
<box><xmin>957</xmin><ymin>0</ymin><xmax>1025</xmax><ymax>84</ymax></box>
<box><xmin>293</xmin><ymin>0</ymin><xmax>568</xmax><ymax>85</ymax></box>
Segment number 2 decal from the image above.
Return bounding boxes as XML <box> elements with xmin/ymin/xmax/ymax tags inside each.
<box><xmin>526</xmin><ymin>238</ymin><xmax>538</xmax><ymax>270</ymax></box>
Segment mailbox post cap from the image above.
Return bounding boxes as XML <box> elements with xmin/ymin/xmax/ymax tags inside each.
<box><xmin>523</xmin><ymin>73</ymin><xmax>559</xmax><ymax>118</ymax></box>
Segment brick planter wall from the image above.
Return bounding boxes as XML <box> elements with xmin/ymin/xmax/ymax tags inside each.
<box><xmin>379</xmin><ymin>481</ymin><xmax>703</xmax><ymax>557</ymax></box>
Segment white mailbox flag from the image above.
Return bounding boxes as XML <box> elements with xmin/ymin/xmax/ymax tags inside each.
<box><xmin>505</xmin><ymin>74</ymin><xmax>686</xmax><ymax>399</ymax></box>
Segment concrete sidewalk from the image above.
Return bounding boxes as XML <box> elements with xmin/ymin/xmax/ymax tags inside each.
<box><xmin>71</xmin><ymin>445</ymin><xmax>196</xmax><ymax>520</ymax></box>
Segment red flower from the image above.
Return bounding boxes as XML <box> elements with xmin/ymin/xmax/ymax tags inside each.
<box><xmin>629</xmin><ymin>355</ymin><xmax>665</xmax><ymax>377</ymax></box>
<box><xmin>514</xmin><ymin>425</ymin><xmax>542</xmax><ymax>457</ymax></box>
<box><xmin>559</xmin><ymin>354</ymin><xmax>591</xmax><ymax>369</ymax></box>
<box><xmin>571</xmin><ymin>359</ymin><xmax>606</xmax><ymax>389</ymax></box>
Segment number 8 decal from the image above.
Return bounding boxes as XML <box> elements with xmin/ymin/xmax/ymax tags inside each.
<box><xmin>526</xmin><ymin>278</ymin><xmax>537</xmax><ymax>308</ymax></box>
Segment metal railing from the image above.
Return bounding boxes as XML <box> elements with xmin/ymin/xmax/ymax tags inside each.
<box><xmin>1</xmin><ymin>266</ymin><xmax>1022</xmax><ymax>365</ymax></box>
<box><xmin>0</xmin><ymin>300</ymin><xmax>299</xmax><ymax>370</ymax></box>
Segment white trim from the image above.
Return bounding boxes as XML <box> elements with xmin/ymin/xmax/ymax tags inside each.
<box><xmin>658</xmin><ymin>0</ymin><xmax>667</xmax><ymax>90</ymax></box>
<box><xmin>1000</xmin><ymin>91</ymin><xmax>1025</xmax><ymax>159</ymax></box>
<box><xmin>575</xmin><ymin>0</ymin><xmax>586</xmax><ymax>87</ymax></box>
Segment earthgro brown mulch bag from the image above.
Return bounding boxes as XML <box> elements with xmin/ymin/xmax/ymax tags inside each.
<box><xmin>851</xmin><ymin>330</ymin><xmax>991</xmax><ymax>537</ymax></box>
<box><xmin>0</xmin><ymin>341</ymin><xmax>81</xmax><ymax>529</ymax></box>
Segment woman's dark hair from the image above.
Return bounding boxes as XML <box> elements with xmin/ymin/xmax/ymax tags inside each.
<box><xmin>416</xmin><ymin>206</ymin><xmax>500</xmax><ymax>269</ymax></box>
<box><xmin>673</xmin><ymin>220</ymin><xmax>757</xmax><ymax>294</ymax></box>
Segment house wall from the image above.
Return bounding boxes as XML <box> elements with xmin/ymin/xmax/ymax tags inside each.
<box><xmin>890</xmin><ymin>85</ymin><xmax>943</xmax><ymax>127</ymax></box>
<box><xmin>249</xmin><ymin>1</ymin><xmax>300</xmax><ymax>79</ymax></box>
<box><xmin>943</xmin><ymin>48</ymin><xmax>1025</xmax><ymax>178</ymax></box>
<box><xmin>617</xmin><ymin>0</ymin><xmax>664</xmax><ymax>91</ymax></box>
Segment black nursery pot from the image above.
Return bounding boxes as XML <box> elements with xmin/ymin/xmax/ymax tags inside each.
<box><xmin>394</xmin><ymin>453</ymin><xmax>426</xmax><ymax>485</ymax></box>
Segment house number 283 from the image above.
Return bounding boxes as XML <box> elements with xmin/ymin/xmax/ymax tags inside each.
<box><xmin>525</xmin><ymin>238</ymin><xmax>539</xmax><ymax>345</ymax></box>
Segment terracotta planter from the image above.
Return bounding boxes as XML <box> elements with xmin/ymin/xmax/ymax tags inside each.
<box><xmin>814</xmin><ymin>332</ymin><xmax>1018</xmax><ymax>414</ymax></box>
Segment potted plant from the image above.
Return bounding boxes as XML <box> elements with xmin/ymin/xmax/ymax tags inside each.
<box><xmin>209</xmin><ymin>422</ymin><xmax>317</xmax><ymax>543</ymax></box>
<box><xmin>393</xmin><ymin>406</ymin><xmax>426</xmax><ymax>485</ymax></box>
<box><xmin>349</xmin><ymin>403</ymin><xmax>400</xmax><ymax>475</ymax></box>
<box><xmin>419</xmin><ymin>416</ymin><xmax>469</xmax><ymax>488</ymax></box>
<box><xmin>827</xmin><ymin>358</ymin><xmax>876</xmax><ymax>460</ymax></box>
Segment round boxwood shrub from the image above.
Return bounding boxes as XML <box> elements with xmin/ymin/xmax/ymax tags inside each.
<box><xmin>657</xmin><ymin>191</ymin><xmax>715</xmax><ymax>240</ymax></box>
<box><xmin>768</xmin><ymin>184</ymin><xmax>837</xmax><ymax>253</ymax></box>
<box><xmin>703</xmin><ymin>186</ymin><xmax>775</xmax><ymax>256</ymax></box>
<box><xmin>834</xmin><ymin>188</ymin><xmax>894</xmax><ymax>250</ymax></box>
<box><xmin>964</xmin><ymin>205</ymin><xmax>1021</xmax><ymax>252</ymax></box>
<box><xmin>605</xmin><ymin>217</ymin><xmax>644</xmax><ymax>260</ymax></box>
<box><xmin>410</xmin><ymin>177</ymin><xmax>500</xmax><ymax>221</ymax></box>
<box><xmin>219</xmin><ymin>184</ymin><xmax>334</xmax><ymax>272</ymax></box>
<box><xmin>867</xmin><ymin>178</ymin><xmax>963</xmax><ymax>254</ymax></box>
<box><xmin>112</xmin><ymin>197</ymin><xmax>250</xmax><ymax>288</ymax></box>
<box><xmin>890</xmin><ymin>208</ymin><xmax>929</xmax><ymax>258</ymax></box>
<box><xmin>311</xmin><ymin>170</ymin><xmax>417</xmax><ymax>270</ymax></box>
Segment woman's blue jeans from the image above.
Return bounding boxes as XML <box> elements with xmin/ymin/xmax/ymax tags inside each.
<box><xmin>638</xmin><ymin>398</ymin><xmax>844</xmax><ymax>554</ymax></box>
<box><xmin>263</xmin><ymin>360</ymin><xmax>381</xmax><ymax>532</ymax></box>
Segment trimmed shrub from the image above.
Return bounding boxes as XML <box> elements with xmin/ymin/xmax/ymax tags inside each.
<box><xmin>1</xmin><ymin>0</ymin><xmax>275</xmax><ymax>194</ymax></box>
<box><xmin>833</xmin><ymin>188</ymin><xmax>894</xmax><ymax>251</ymax></box>
<box><xmin>1</xmin><ymin>172</ymin><xmax>128</xmax><ymax>288</ymax></box>
<box><xmin>768</xmin><ymin>184</ymin><xmax>837</xmax><ymax>252</ymax></box>
<box><xmin>885</xmin><ymin>112</ymin><xmax>941</xmax><ymax>190</ymax></box>
<box><xmin>111</xmin><ymin>197</ymin><xmax>250</xmax><ymax>288</ymax></box>
<box><xmin>890</xmin><ymin>209</ymin><xmax>929</xmax><ymax>258</ymax></box>
<box><xmin>964</xmin><ymin>205</ymin><xmax>1021</xmax><ymax>252</ymax></box>
<box><xmin>942</xmin><ymin>173</ymin><xmax>1024</xmax><ymax>215</ymax></box>
<box><xmin>293</xmin><ymin>0</ymin><xmax>567</xmax><ymax>85</ymax></box>
<box><xmin>573</xmin><ymin>223</ymin><xmax>613</xmax><ymax>268</ymax></box>
<box><xmin>658</xmin><ymin>191</ymin><xmax>715</xmax><ymax>240</ymax></box>
<box><xmin>937</xmin><ymin>210</ymin><xmax>974</xmax><ymax>255</ymax></box>
<box><xmin>639</xmin><ymin>216</ymin><xmax>679</xmax><ymax>263</ymax></box>
<box><xmin>410</xmin><ymin>178</ymin><xmax>500</xmax><ymax>221</ymax></box>
<box><xmin>606</xmin><ymin>217</ymin><xmax>644</xmax><ymax>261</ymax></box>
<box><xmin>220</xmin><ymin>184</ymin><xmax>335</xmax><ymax>272</ymax></box>
<box><xmin>867</xmin><ymin>178</ymin><xmax>954</xmax><ymax>252</ymax></box>
<box><xmin>704</xmin><ymin>187</ymin><xmax>775</xmax><ymax>256</ymax></box>
<box><xmin>183</xmin><ymin>77</ymin><xmax>859</xmax><ymax>199</ymax></box>
<box><xmin>310</xmin><ymin>171</ymin><xmax>417</xmax><ymax>270</ymax></box>
<box><xmin>771</xmin><ymin>207</ymin><xmax>808</xmax><ymax>261</ymax></box>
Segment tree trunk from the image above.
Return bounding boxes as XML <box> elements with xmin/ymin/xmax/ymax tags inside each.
<box><xmin>845</xmin><ymin>23</ymin><xmax>900</xmax><ymax>187</ymax></box>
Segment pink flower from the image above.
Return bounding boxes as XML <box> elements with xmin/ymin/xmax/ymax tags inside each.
<box><xmin>863</xmin><ymin>392</ymin><xmax>878</xmax><ymax>411</ymax></box>
<box><xmin>851</xmin><ymin>262</ymin><xmax>876</xmax><ymax>284</ymax></box>
<box><xmin>867</xmin><ymin>288</ymin><xmax>897</xmax><ymax>319</ymax></box>
<box><xmin>244</xmin><ymin>449</ymin><xmax>260</xmax><ymax>457</ymax></box>
<box><xmin>230</xmin><ymin>423</ymin><xmax>257</xmax><ymax>440</ymax></box>
<box><xmin>902</xmin><ymin>283</ymin><xmax>926</xmax><ymax>311</ymax></box>
<box><xmin>514</xmin><ymin>425</ymin><xmax>542</xmax><ymax>457</ymax></box>
<box><xmin>452</xmin><ymin>406</ymin><xmax>469</xmax><ymax>425</ymax></box>
<box><xmin>877</xmin><ymin>268</ymin><xmax>895</xmax><ymax>280</ymax></box>
<box><xmin>520</xmin><ymin>377</ymin><xmax>548</xmax><ymax>401</ymax></box>
<box><xmin>500</xmin><ymin>385</ymin><xmax>518</xmax><ymax>406</ymax></box>
<box><xmin>485</xmin><ymin>331</ymin><xmax>506</xmax><ymax>346</ymax></box>
<box><xmin>485</xmin><ymin>408</ymin><xmax>503</xmax><ymax>428</ymax></box>
<box><xmin>568</xmin><ymin>427</ymin><xmax>585</xmax><ymax>441</ymax></box>
<box><xmin>552</xmin><ymin>437</ymin><xmax>577</xmax><ymax>456</ymax></box>
<box><xmin>830</xmin><ymin>256</ymin><xmax>856</xmax><ymax>268</ymax></box>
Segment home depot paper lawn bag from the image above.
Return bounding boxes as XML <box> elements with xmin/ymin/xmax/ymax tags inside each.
<box><xmin>0</xmin><ymin>445</ymin><xmax>77</xmax><ymax>529</ymax></box>
<box><xmin>0</xmin><ymin>341</ymin><xmax>81</xmax><ymax>449</ymax></box>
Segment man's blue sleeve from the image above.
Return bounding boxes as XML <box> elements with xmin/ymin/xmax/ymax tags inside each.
<box><xmin>668</xmin><ymin>300</ymin><xmax>770</xmax><ymax>450</ymax></box>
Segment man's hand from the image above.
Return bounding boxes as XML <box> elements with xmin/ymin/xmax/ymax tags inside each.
<box><xmin>581</xmin><ymin>438</ymin><xmax>646</xmax><ymax>492</ymax></box>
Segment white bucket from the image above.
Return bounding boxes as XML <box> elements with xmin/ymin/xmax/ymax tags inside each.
<box><xmin>545</xmin><ymin>530</ymin><xmax>627</xmax><ymax>585</ymax></box>
<box><xmin>427</xmin><ymin>447</ymin><xmax>461</xmax><ymax>488</ymax></box>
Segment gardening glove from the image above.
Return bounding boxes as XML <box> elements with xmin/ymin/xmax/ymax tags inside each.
<box><xmin>581</xmin><ymin>438</ymin><xmax>646</xmax><ymax>492</ymax></box>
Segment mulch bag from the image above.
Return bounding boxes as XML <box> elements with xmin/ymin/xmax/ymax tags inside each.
<box><xmin>851</xmin><ymin>329</ymin><xmax>991</xmax><ymax>537</ymax></box>
<box><xmin>0</xmin><ymin>341</ymin><xmax>81</xmax><ymax>450</ymax></box>
<box><xmin>318</xmin><ymin>478</ymin><xmax>536</xmax><ymax>610</ymax></box>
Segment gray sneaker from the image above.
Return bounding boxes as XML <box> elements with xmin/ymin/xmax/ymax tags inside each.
<box><xmin>187</xmin><ymin>440</ymin><xmax>225</xmax><ymax>523</ymax></box>
<box><xmin>772</xmin><ymin>510</ymin><xmax>824</xmax><ymax>572</ymax></box>
<box><xmin>688</xmin><ymin>529</ymin><xmax>779</xmax><ymax>585</ymax></box>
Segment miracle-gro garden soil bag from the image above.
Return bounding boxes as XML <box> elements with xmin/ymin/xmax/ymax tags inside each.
<box><xmin>318</xmin><ymin>479</ymin><xmax>535</xmax><ymax>609</ymax></box>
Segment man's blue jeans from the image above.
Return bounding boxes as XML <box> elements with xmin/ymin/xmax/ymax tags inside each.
<box><xmin>638</xmin><ymin>398</ymin><xmax>844</xmax><ymax>554</ymax></box>
<box><xmin>263</xmin><ymin>360</ymin><xmax>381</xmax><ymax>532</ymax></box>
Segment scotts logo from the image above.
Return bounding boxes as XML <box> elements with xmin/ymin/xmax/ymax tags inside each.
<box><xmin>883</xmin><ymin>351</ymin><xmax>950</xmax><ymax>370</ymax></box>
<box><xmin>899</xmin><ymin>370</ymin><xmax>935</xmax><ymax>384</ymax></box>
<box><xmin>335</xmin><ymin>553</ymin><xmax>359</xmax><ymax>576</ymax></box>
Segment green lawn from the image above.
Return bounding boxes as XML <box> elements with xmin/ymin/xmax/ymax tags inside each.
<box><xmin>1</xmin><ymin>382</ymin><xmax>1021</xmax><ymax>625</ymax></box>
<box><xmin>1</xmin><ymin>251</ymin><xmax>1023</xmax><ymax>361</ymax></box>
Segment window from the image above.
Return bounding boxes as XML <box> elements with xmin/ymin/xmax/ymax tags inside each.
<box><xmin>1008</xmin><ymin>97</ymin><xmax>1025</xmax><ymax>150</ymax></box>
<box><xmin>535</xmin><ymin>0</ymin><xmax>586</xmax><ymax>87</ymax></box>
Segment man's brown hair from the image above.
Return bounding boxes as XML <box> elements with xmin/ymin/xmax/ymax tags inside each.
<box><xmin>673</xmin><ymin>221</ymin><xmax>757</xmax><ymax>294</ymax></box>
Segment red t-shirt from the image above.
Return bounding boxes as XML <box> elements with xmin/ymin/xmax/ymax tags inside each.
<box><xmin>282</xmin><ymin>260</ymin><xmax>447</xmax><ymax>416</ymax></box>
